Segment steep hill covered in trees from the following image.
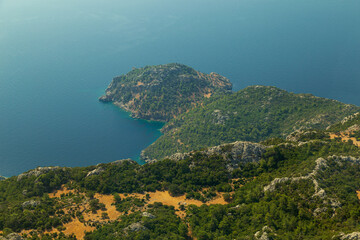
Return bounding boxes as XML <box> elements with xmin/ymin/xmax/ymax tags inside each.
<box><xmin>142</xmin><ymin>85</ymin><xmax>359</xmax><ymax>161</ymax></box>
<box><xmin>1</xmin><ymin>128</ymin><xmax>360</xmax><ymax>239</ymax></box>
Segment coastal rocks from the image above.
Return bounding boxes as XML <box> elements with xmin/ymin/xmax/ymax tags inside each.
<box><xmin>22</xmin><ymin>200</ymin><xmax>40</xmax><ymax>208</ymax></box>
<box><xmin>17</xmin><ymin>167</ymin><xmax>65</xmax><ymax>181</ymax></box>
<box><xmin>98</xmin><ymin>94</ymin><xmax>112</xmax><ymax>102</ymax></box>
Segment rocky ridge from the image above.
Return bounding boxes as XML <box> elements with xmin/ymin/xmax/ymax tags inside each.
<box><xmin>145</xmin><ymin>141</ymin><xmax>267</xmax><ymax>171</ymax></box>
<box><xmin>17</xmin><ymin>167</ymin><xmax>67</xmax><ymax>181</ymax></box>
<box><xmin>264</xmin><ymin>155</ymin><xmax>360</xmax><ymax>216</ymax></box>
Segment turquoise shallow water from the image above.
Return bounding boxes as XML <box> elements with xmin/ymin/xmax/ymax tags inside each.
<box><xmin>0</xmin><ymin>0</ymin><xmax>359</xmax><ymax>176</ymax></box>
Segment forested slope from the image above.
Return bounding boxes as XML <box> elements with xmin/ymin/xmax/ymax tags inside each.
<box><xmin>1</xmin><ymin>129</ymin><xmax>360</xmax><ymax>239</ymax></box>
<box><xmin>142</xmin><ymin>86</ymin><xmax>359</xmax><ymax>160</ymax></box>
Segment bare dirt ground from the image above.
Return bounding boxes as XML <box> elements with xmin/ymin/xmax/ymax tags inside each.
<box><xmin>329</xmin><ymin>133</ymin><xmax>360</xmax><ymax>147</ymax></box>
<box><xmin>204</xmin><ymin>92</ymin><xmax>212</xmax><ymax>98</ymax></box>
<box><xmin>21</xmin><ymin>187</ymin><xmax>229</xmax><ymax>239</ymax></box>
<box><xmin>62</xmin><ymin>219</ymin><xmax>95</xmax><ymax>239</ymax></box>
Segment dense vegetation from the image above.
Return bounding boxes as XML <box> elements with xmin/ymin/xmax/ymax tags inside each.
<box><xmin>84</xmin><ymin>203</ymin><xmax>188</xmax><ymax>240</ymax></box>
<box><xmin>86</xmin><ymin>137</ymin><xmax>360</xmax><ymax>239</ymax></box>
<box><xmin>1</xmin><ymin>131</ymin><xmax>360</xmax><ymax>239</ymax></box>
<box><xmin>99</xmin><ymin>63</ymin><xmax>232</xmax><ymax>121</ymax></box>
<box><xmin>142</xmin><ymin>86</ymin><xmax>359</xmax><ymax>160</ymax></box>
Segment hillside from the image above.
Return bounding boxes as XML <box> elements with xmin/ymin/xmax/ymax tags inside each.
<box><xmin>99</xmin><ymin>63</ymin><xmax>232</xmax><ymax>121</ymax></box>
<box><xmin>142</xmin><ymin>85</ymin><xmax>360</xmax><ymax>161</ymax></box>
<box><xmin>1</xmin><ymin>128</ymin><xmax>360</xmax><ymax>239</ymax></box>
<box><xmin>2</xmin><ymin>79</ymin><xmax>360</xmax><ymax>239</ymax></box>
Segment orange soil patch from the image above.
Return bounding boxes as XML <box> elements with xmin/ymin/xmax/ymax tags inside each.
<box><xmin>26</xmin><ymin>188</ymin><xmax>228</xmax><ymax>238</ymax></box>
<box><xmin>94</xmin><ymin>193</ymin><xmax>122</xmax><ymax>220</ymax></box>
<box><xmin>62</xmin><ymin>218</ymin><xmax>95</xmax><ymax>239</ymax></box>
<box><xmin>148</xmin><ymin>191</ymin><xmax>203</xmax><ymax>209</ymax></box>
<box><xmin>147</xmin><ymin>191</ymin><xmax>228</xmax><ymax>218</ymax></box>
<box><xmin>50</xmin><ymin>187</ymin><xmax>75</xmax><ymax>198</ymax></box>
<box><xmin>136</xmin><ymin>82</ymin><xmax>144</xmax><ymax>86</ymax></box>
<box><xmin>204</xmin><ymin>93</ymin><xmax>212</xmax><ymax>98</ymax></box>
<box><xmin>48</xmin><ymin>189</ymin><xmax>124</xmax><ymax>239</ymax></box>
<box><xmin>357</xmin><ymin>191</ymin><xmax>360</xmax><ymax>200</ymax></box>
<box><xmin>21</xmin><ymin>219</ymin><xmax>95</xmax><ymax>240</ymax></box>
<box><xmin>330</xmin><ymin>133</ymin><xmax>360</xmax><ymax>147</ymax></box>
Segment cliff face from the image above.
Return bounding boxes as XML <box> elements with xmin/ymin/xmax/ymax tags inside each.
<box><xmin>99</xmin><ymin>63</ymin><xmax>232</xmax><ymax>121</ymax></box>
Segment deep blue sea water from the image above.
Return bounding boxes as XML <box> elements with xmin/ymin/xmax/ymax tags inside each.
<box><xmin>0</xmin><ymin>0</ymin><xmax>359</xmax><ymax>177</ymax></box>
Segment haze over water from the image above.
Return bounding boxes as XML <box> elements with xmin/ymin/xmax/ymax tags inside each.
<box><xmin>0</xmin><ymin>0</ymin><xmax>359</xmax><ymax>176</ymax></box>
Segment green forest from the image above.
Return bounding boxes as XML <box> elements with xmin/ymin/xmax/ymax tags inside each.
<box><xmin>143</xmin><ymin>86</ymin><xmax>359</xmax><ymax>160</ymax></box>
<box><xmin>1</xmin><ymin>128</ymin><xmax>360</xmax><ymax>239</ymax></box>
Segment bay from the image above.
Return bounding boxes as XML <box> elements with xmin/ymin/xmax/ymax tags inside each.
<box><xmin>0</xmin><ymin>0</ymin><xmax>359</xmax><ymax>176</ymax></box>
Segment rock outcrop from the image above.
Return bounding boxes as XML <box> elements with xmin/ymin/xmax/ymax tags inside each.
<box><xmin>163</xmin><ymin>141</ymin><xmax>267</xmax><ymax>171</ymax></box>
<box><xmin>17</xmin><ymin>167</ymin><xmax>66</xmax><ymax>181</ymax></box>
<box><xmin>141</xmin><ymin>212</ymin><xmax>156</xmax><ymax>219</ymax></box>
<box><xmin>254</xmin><ymin>226</ymin><xmax>274</xmax><ymax>240</ymax></box>
<box><xmin>263</xmin><ymin>155</ymin><xmax>360</xmax><ymax>216</ymax></box>
<box><xmin>339</xmin><ymin>232</ymin><xmax>360</xmax><ymax>240</ymax></box>
<box><xmin>22</xmin><ymin>200</ymin><xmax>41</xmax><ymax>208</ymax></box>
<box><xmin>86</xmin><ymin>167</ymin><xmax>105</xmax><ymax>178</ymax></box>
<box><xmin>0</xmin><ymin>233</ymin><xmax>24</xmax><ymax>240</ymax></box>
<box><xmin>111</xmin><ymin>159</ymin><xmax>137</xmax><ymax>165</ymax></box>
<box><xmin>124</xmin><ymin>222</ymin><xmax>146</xmax><ymax>233</ymax></box>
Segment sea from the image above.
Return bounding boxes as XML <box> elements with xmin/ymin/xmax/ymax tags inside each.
<box><xmin>0</xmin><ymin>0</ymin><xmax>359</xmax><ymax>177</ymax></box>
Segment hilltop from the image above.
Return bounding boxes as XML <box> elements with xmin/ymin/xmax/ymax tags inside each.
<box><xmin>99</xmin><ymin>63</ymin><xmax>232</xmax><ymax>121</ymax></box>
<box><xmin>142</xmin><ymin>85</ymin><xmax>359</xmax><ymax>161</ymax></box>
